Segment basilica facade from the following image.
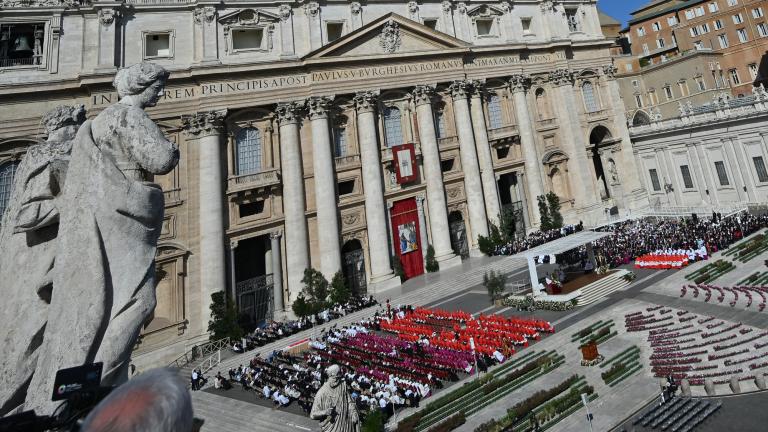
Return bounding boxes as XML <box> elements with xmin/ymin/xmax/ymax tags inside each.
<box><xmin>0</xmin><ymin>0</ymin><xmax>647</xmax><ymax>365</ymax></box>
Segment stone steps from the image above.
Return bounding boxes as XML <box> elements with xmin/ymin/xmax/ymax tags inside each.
<box><xmin>576</xmin><ymin>270</ymin><xmax>632</xmax><ymax>306</ymax></box>
<box><xmin>191</xmin><ymin>390</ymin><xmax>319</xmax><ymax>432</ymax></box>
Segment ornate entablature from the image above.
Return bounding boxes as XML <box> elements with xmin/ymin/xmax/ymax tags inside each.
<box><xmin>219</xmin><ymin>9</ymin><xmax>279</xmax><ymax>54</ymax></box>
<box><xmin>0</xmin><ymin>0</ymin><xmax>87</xmax><ymax>8</ymax></box>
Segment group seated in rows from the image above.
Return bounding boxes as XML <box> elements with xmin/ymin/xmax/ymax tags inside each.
<box><xmin>240</xmin><ymin>295</ymin><xmax>379</xmax><ymax>349</ymax></box>
<box><xmin>634</xmin><ymin>246</ymin><xmax>709</xmax><ymax>270</ymax></box>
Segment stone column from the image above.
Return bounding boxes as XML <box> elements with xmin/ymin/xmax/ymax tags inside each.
<box><xmin>307</xmin><ymin>96</ymin><xmax>342</xmax><ymax>280</ymax></box>
<box><xmin>509</xmin><ymin>75</ymin><xmax>545</xmax><ymax>226</ymax></box>
<box><xmin>603</xmin><ymin>66</ymin><xmax>644</xmax><ymax>202</ymax></box>
<box><xmin>549</xmin><ymin>69</ymin><xmax>599</xmax><ymax>208</ymax></box>
<box><xmin>686</xmin><ymin>144</ymin><xmax>710</xmax><ymax>203</ymax></box>
<box><xmin>416</xmin><ymin>195</ymin><xmax>430</xmax><ymax>265</ymax></box>
<box><xmin>449</xmin><ymin>80</ymin><xmax>489</xmax><ymax>253</ymax></box>
<box><xmin>353</xmin><ymin>92</ymin><xmax>400</xmax><ymax>290</ymax></box>
<box><xmin>270</xmin><ymin>231</ymin><xmax>285</xmax><ymax>314</ymax></box>
<box><xmin>411</xmin><ymin>85</ymin><xmax>460</xmax><ymax>268</ymax></box>
<box><xmin>469</xmin><ymin>82</ymin><xmax>502</xmax><ymax>225</ymax></box>
<box><xmin>229</xmin><ymin>241</ymin><xmax>238</xmax><ymax>305</ymax></box>
<box><xmin>276</xmin><ymin>102</ymin><xmax>310</xmax><ymax>302</ymax></box>
<box><xmin>183</xmin><ymin>110</ymin><xmax>228</xmax><ymax>334</ymax></box>
<box><xmin>726</xmin><ymin>137</ymin><xmax>755</xmax><ymax>202</ymax></box>
<box><xmin>516</xmin><ymin>172</ymin><xmax>532</xmax><ymax>229</ymax></box>
<box><xmin>194</xmin><ymin>6</ymin><xmax>219</xmax><ymax>63</ymax></box>
<box><xmin>694</xmin><ymin>144</ymin><xmax>719</xmax><ymax>204</ymax></box>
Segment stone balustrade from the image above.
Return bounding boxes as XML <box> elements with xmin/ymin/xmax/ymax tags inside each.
<box><xmin>334</xmin><ymin>154</ymin><xmax>361</xmax><ymax>170</ymax></box>
<box><xmin>487</xmin><ymin>125</ymin><xmax>519</xmax><ymax>141</ymax></box>
<box><xmin>226</xmin><ymin>169</ymin><xmax>281</xmax><ymax>194</ymax></box>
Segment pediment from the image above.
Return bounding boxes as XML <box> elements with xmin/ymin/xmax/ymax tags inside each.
<box><xmin>219</xmin><ymin>9</ymin><xmax>280</xmax><ymax>26</ymax></box>
<box><xmin>467</xmin><ymin>5</ymin><xmax>506</xmax><ymax>17</ymax></box>
<box><xmin>304</xmin><ymin>13</ymin><xmax>468</xmax><ymax>60</ymax></box>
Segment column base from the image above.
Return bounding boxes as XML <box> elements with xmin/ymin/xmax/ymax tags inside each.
<box><xmin>368</xmin><ymin>273</ymin><xmax>402</xmax><ymax>294</ymax></box>
<box><xmin>469</xmin><ymin>248</ymin><xmax>485</xmax><ymax>258</ymax></box>
<box><xmin>435</xmin><ymin>252</ymin><xmax>462</xmax><ymax>270</ymax></box>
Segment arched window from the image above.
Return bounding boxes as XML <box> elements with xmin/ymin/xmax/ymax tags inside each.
<box><xmin>235</xmin><ymin>127</ymin><xmax>262</xmax><ymax>175</ymax></box>
<box><xmin>582</xmin><ymin>81</ymin><xmax>600</xmax><ymax>113</ymax></box>
<box><xmin>383</xmin><ymin>106</ymin><xmax>403</xmax><ymax>147</ymax></box>
<box><xmin>0</xmin><ymin>161</ymin><xmax>19</xmax><ymax>221</ymax></box>
<box><xmin>632</xmin><ymin>111</ymin><xmax>651</xmax><ymax>127</ymax></box>
<box><xmin>535</xmin><ymin>88</ymin><xmax>550</xmax><ymax>120</ymax></box>
<box><xmin>433</xmin><ymin>109</ymin><xmax>447</xmax><ymax>139</ymax></box>
<box><xmin>487</xmin><ymin>94</ymin><xmax>503</xmax><ymax>129</ymax></box>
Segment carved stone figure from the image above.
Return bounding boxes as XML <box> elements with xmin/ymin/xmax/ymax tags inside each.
<box><xmin>379</xmin><ymin>20</ymin><xmax>401</xmax><ymax>54</ymax></box>
<box><xmin>0</xmin><ymin>105</ymin><xmax>86</xmax><ymax>416</ymax></box>
<box><xmin>310</xmin><ymin>365</ymin><xmax>360</xmax><ymax>432</ymax></box>
<box><xmin>0</xmin><ymin>62</ymin><xmax>178</xmax><ymax>416</ymax></box>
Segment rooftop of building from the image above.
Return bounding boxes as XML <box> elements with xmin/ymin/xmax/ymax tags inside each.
<box><xmin>627</xmin><ymin>0</ymin><xmax>706</xmax><ymax>26</ymax></box>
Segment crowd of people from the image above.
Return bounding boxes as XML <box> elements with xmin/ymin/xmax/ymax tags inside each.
<box><xmin>211</xmin><ymin>305</ymin><xmax>556</xmax><ymax>421</ymax></box>
<box><xmin>489</xmin><ymin>223</ymin><xmax>584</xmax><ymax>256</ymax></box>
<box><xmin>240</xmin><ymin>295</ymin><xmax>379</xmax><ymax>350</ymax></box>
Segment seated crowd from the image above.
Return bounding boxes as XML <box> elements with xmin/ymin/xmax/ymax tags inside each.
<box><xmin>213</xmin><ymin>305</ymin><xmax>556</xmax><ymax>421</ymax></box>
<box><xmin>240</xmin><ymin>295</ymin><xmax>379</xmax><ymax>349</ymax></box>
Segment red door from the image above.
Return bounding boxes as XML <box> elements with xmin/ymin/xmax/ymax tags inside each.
<box><xmin>390</xmin><ymin>198</ymin><xmax>424</xmax><ymax>278</ymax></box>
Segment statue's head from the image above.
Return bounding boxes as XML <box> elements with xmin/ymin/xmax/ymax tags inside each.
<box><xmin>113</xmin><ymin>62</ymin><xmax>170</xmax><ymax>109</ymax></box>
<box><xmin>42</xmin><ymin>104</ymin><xmax>86</xmax><ymax>135</ymax></box>
<box><xmin>326</xmin><ymin>364</ymin><xmax>341</xmax><ymax>388</ymax></box>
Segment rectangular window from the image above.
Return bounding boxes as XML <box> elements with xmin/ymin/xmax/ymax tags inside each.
<box><xmin>709</xmin><ymin>2</ymin><xmax>719</xmax><ymax>13</ymax></box>
<box><xmin>635</xmin><ymin>94</ymin><xmax>643</xmax><ymax>108</ymax></box>
<box><xmin>715</xmin><ymin>19</ymin><xmax>724</xmax><ymax>30</ymax></box>
<box><xmin>750</xmin><ymin>63</ymin><xmax>759</xmax><ymax>79</ymax></box>
<box><xmin>643</xmin><ymin>43</ymin><xmax>650</xmax><ymax>54</ymax></box>
<box><xmin>0</xmin><ymin>23</ymin><xmax>46</xmax><ymax>68</ymax></box>
<box><xmin>733</xmin><ymin>13</ymin><xmax>744</xmax><ymax>24</ymax></box>
<box><xmin>730</xmin><ymin>68</ymin><xmax>741</xmax><ymax>84</ymax></box>
<box><xmin>664</xmin><ymin>86</ymin><xmax>673</xmax><ymax>100</ymax></box>
<box><xmin>668</xmin><ymin>16</ymin><xmax>678</xmax><ymax>26</ymax></box>
<box><xmin>423</xmin><ymin>19</ymin><xmax>438</xmax><ymax>30</ymax></box>
<box><xmin>649</xmin><ymin>169</ymin><xmax>662</xmax><ymax>191</ymax></box>
<box><xmin>754</xmin><ymin>156</ymin><xmax>768</xmax><ymax>182</ymax></box>
<box><xmin>657</xmin><ymin>38</ymin><xmax>666</xmax><ymax>48</ymax></box>
<box><xmin>754</xmin><ymin>7</ymin><xmax>764</xmax><ymax>18</ymax></box>
<box><xmin>232</xmin><ymin>28</ymin><xmax>264</xmax><ymax>51</ymax></box>
<box><xmin>652</xmin><ymin>22</ymin><xmax>661</xmax><ymax>31</ymax></box>
<box><xmin>239</xmin><ymin>200</ymin><xmax>265</xmax><ymax>218</ymax></box>
<box><xmin>737</xmin><ymin>28</ymin><xmax>748</xmax><ymax>42</ymax></box>
<box><xmin>333</xmin><ymin>127</ymin><xmax>347</xmax><ymax>157</ymax></box>
<box><xmin>637</xmin><ymin>26</ymin><xmax>646</xmax><ymax>37</ymax></box>
<box><xmin>338</xmin><ymin>180</ymin><xmax>355</xmax><ymax>196</ymax></box>
<box><xmin>714</xmin><ymin>161</ymin><xmax>730</xmax><ymax>186</ymax></box>
<box><xmin>728</xmin><ymin>0</ymin><xmax>738</xmax><ymax>6</ymax></box>
<box><xmin>719</xmin><ymin>34</ymin><xmax>729</xmax><ymax>48</ymax></box>
<box><xmin>694</xmin><ymin>40</ymin><xmax>705</xmax><ymax>50</ymax></box>
<box><xmin>326</xmin><ymin>22</ymin><xmax>344</xmax><ymax>42</ymax></box>
<box><xmin>487</xmin><ymin>95</ymin><xmax>504</xmax><ymax>129</ymax></box>
<box><xmin>476</xmin><ymin>19</ymin><xmax>494</xmax><ymax>36</ymax></box>
<box><xmin>695</xmin><ymin>6</ymin><xmax>705</xmax><ymax>16</ymax></box>
<box><xmin>697</xmin><ymin>77</ymin><xmax>707</xmax><ymax>91</ymax></box>
<box><xmin>686</xmin><ymin>10</ymin><xmax>695</xmax><ymax>20</ymax></box>
<box><xmin>700</xmin><ymin>23</ymin><xmax>710</xmax><ymax>33</ymax></box>
<box><xmin>440</xmin><ymin>158</ymin><xmax>455</xmax><ymax>173</ymax></box>
<box><xmin>145</xmin><ymin>32</ymin><xmax>172</xmax><ymax>58</ymax></box>
<box><xmin>679</xmin><ymin>81</ymin><xmax>689</xmax><ymax>96</ymax></box>
<box><xmin>521</xmin><ymin>18</ymin><xmax>532</xmax><ymax>34</ymax></box>
<box><xmin>690</xmin><ymin>27</ymin><xmax>700</xmax><ymax>37</ymax></box>
<box><xmin>759</xmin><ymin>23</ymin><xmax>768</xmax><ymax>37</ymax></box>
<box><xmin>680</xmin><ymin>165</ymin><xmax>694</xmax><ymax>189</ymax></box>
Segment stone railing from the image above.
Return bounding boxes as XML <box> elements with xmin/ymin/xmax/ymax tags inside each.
<box><xmin>227</xmin><ymin>169</ymin><xmax>281</xmax><ymax>194</ymax></box>
<box><xmin>437</xmin><ymin>136</ymin><xmax>459</xmax><ymax>147</ymax></box>
<box><xmin>537</xmin><ymin>118</ymin><xmax>557</xmax><ymax>128</ymax></box>
<box><xmin>125</xmin><ymin>0</ymin><xmax>194</xmax><ymax>4</ymax></box>
<box><xmin>334</xmin><ymin>154</ymin><xmax>361</xmax><ymax>169</ymax></box>
<box><xmin>0</xmin><ymin>0</ymin><xmax>91</xmax><ymax>7</ymax></box>
<box><xmin>586</xmin><ymin>109</ymin><xmax>609</xmax><ymax>121</ymax></box>
<box><xmin>629</xmin><ymin>94</ymin><xmax>768</xmax><ymax>136</ymax></box>
<box><xmin>487</xmin><ymin>125</ymin><xmax>519</xmax><ymax>141</ymax></box>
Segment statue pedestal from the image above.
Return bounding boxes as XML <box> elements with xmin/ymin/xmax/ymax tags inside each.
<box><xmin>579</xmin><ymin>341</ymin><xmax>603</xmax><ymax>366</ymax></box>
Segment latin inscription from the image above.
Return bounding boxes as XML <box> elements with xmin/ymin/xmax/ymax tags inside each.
<box><xmin>90</xmin><ymin>54</ymin><xmax>565</xmax><ymax>106</ymax></box>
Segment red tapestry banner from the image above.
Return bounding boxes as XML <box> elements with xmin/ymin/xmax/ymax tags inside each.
<box><xmin>390</xmin><ymin>198</ymin><xmax>424</xmax><ymax>278</ymax></box>
<box><xmin>392</xmin><ymin>143</ymin><xmax>418</xmax><ymax>184</ymax></box>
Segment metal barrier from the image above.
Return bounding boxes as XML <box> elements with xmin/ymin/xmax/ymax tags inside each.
<box><xmin>168</xmin><ymin>336</ymin><xmax>230</xmax><ymax>369</ymax></box>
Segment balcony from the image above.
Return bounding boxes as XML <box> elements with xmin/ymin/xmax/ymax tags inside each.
<box><xmin>227</xmin><ymin>169</ymin><xmax>281</xmax><ymax>194</ymax></box>
<box><xmin>586</xmin><ymin>110</ymin><xmax>610</xmax><ymax>122</ymax></box>
<box><xmin>438</xmin><ymin>136</ymin><xmax>459</xmax><ymax>148</ymax></box>
<box><xmin>335</xmin><ymin>154</ymin><xmax>361</xmax><ymax>170</ymax></box>
<box><xmin>487</xmin><ymin>125</ymin><xmax>519</xmax><ymax>141</ymax></box>
<box><xmin>536</xmin><ymin>118</ymin><xmax>558</xmax><ymax>130</ymax></box>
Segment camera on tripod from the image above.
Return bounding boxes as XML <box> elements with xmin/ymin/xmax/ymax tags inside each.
<box><xmin>0</xmin><ymin>363</ymin><xmax>112</xmax><ymax>432</ymax></box>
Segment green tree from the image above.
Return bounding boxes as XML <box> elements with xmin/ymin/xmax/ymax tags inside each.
<box><xmin>301</xmin><ymin>268</ymin><xmax>329</xmax><ymax>313</ymax></box>
<box><xmin>546</xmin><ymin>192</ymin><xmax>563</xmax><ymax>229</ymax></box>
<box><xmin>537</xmin><ymin>195</ymin><xmax>552</xmax><ymax>230</ymax></box>
<box><xmin>207</xmin><ymin>291</ymin><xmax>243</xmax><ymax>341</ymax></box>
<box><xmin>483</xmin><ymin>270</ymin><xmax>507</xmax><ymax>303</ymax></box>
<box><xmin>499</xmin><ymin>207</ymin><xmax>518</xmax><ymax>243</ymax></box>
<box><xmin>291</xmin><ymin>293</ymin><xmax>312</xmax><ymax>318</ymax></box>
<box><xmin>392</xmin><ymin>255</ymin><xmax>407</xmax><ymax>282</ymax></box>
<box><xmin>329</xmin><ymin>270</ymin><xmax>351</xmax><ymax>305</ymax></box>
<box><xmin>361</xmin><ymin>409</ymin><xmax>385</xmax><ymax>432</ymax></box>
<box><xmin>425</xmin><ymin>244</ymin><xmax>440</xmax><ymax>273</ymax></box>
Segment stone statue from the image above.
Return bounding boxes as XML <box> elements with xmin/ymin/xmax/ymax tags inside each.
<box><xmin>0</xmin><ymin>62</ymin><xmax>178</xmax><ymax>416</ymax></box>
<box><xmin>310</xmin><ymin>364</ymin><xmax>360</xmax><ymax>432</ymax></box>
<box><xmin>607</xmin><ymin>158</ymin><xmax>618</xmax><ymax>185</ymax></box>
<box><xmin>0</xmin><ymin>105</ymin><xmax>86</xmax><ymax>415</ymax></box>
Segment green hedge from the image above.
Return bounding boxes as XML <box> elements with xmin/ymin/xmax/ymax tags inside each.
<box><xmin>601</xmin><ymin>346</ymin><xmax>640</xmax><ymax>369</ymax></box>
<box><xmin>427</xmin><ymin>413</ymin><xmax>465</xmax><ymax>432</ymax></box>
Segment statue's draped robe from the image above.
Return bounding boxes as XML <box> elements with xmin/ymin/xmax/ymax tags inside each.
<box><xmin>24</xmin><ymin>118</ymin><xmax>167</xmax><ymax>414</ymax></box>
<box><xmin>310</xmin><ymin>381</ymin><xmax>360</xmax><ymax>432</ymax></box>
<box><xmin>0</xmin><ymin>135</ymin><xmax>73</xmax><ymax>416</ymax></box>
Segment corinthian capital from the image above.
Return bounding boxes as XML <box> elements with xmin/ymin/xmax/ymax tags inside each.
<box><xmin>275</xmin><ymin>102</ymin><xmax>304</xmax><ymax>125</ymax></box>
<box><xmin>547</xmin><ymin>69</ymin><xmax>573</xmax><ymax>87</ymax></box>
<box><xmin>353</xmin><ymin>91</ymin><xmax>378</xmax><ymax>113</ymax></box>
<box><xmin>410</xmin><ymin>85</ymin><xmax>435</xmax><ymax>106</ymax></box>
<box><xmin>182</xmin><ymin>110</ymin><xmax>228</xmax><ymax>136</ymax></box>
<box><xmin>602</xmin><ymin>64</ymin><xmax>618</xmax><ymax>79</ymax></box>
<box><xmin>306</xmin><ymin>96</ymin><xmax>333</xmax><ymax>120</ymax></box>
<box><xmin>448</xmin><ymin>80</ymin><xmax>471</xmax><ymax>100</ymax></box>
<box><xmin>509</xmin><ymin>74</ymin><xmax>530</xmax><ymax>92</ymax></box>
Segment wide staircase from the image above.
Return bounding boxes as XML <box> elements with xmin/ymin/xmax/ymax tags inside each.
<box><xmin>576</xmin><ymin>269</ymin><xmax>632</xmax><ymax>306</ymax></box>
